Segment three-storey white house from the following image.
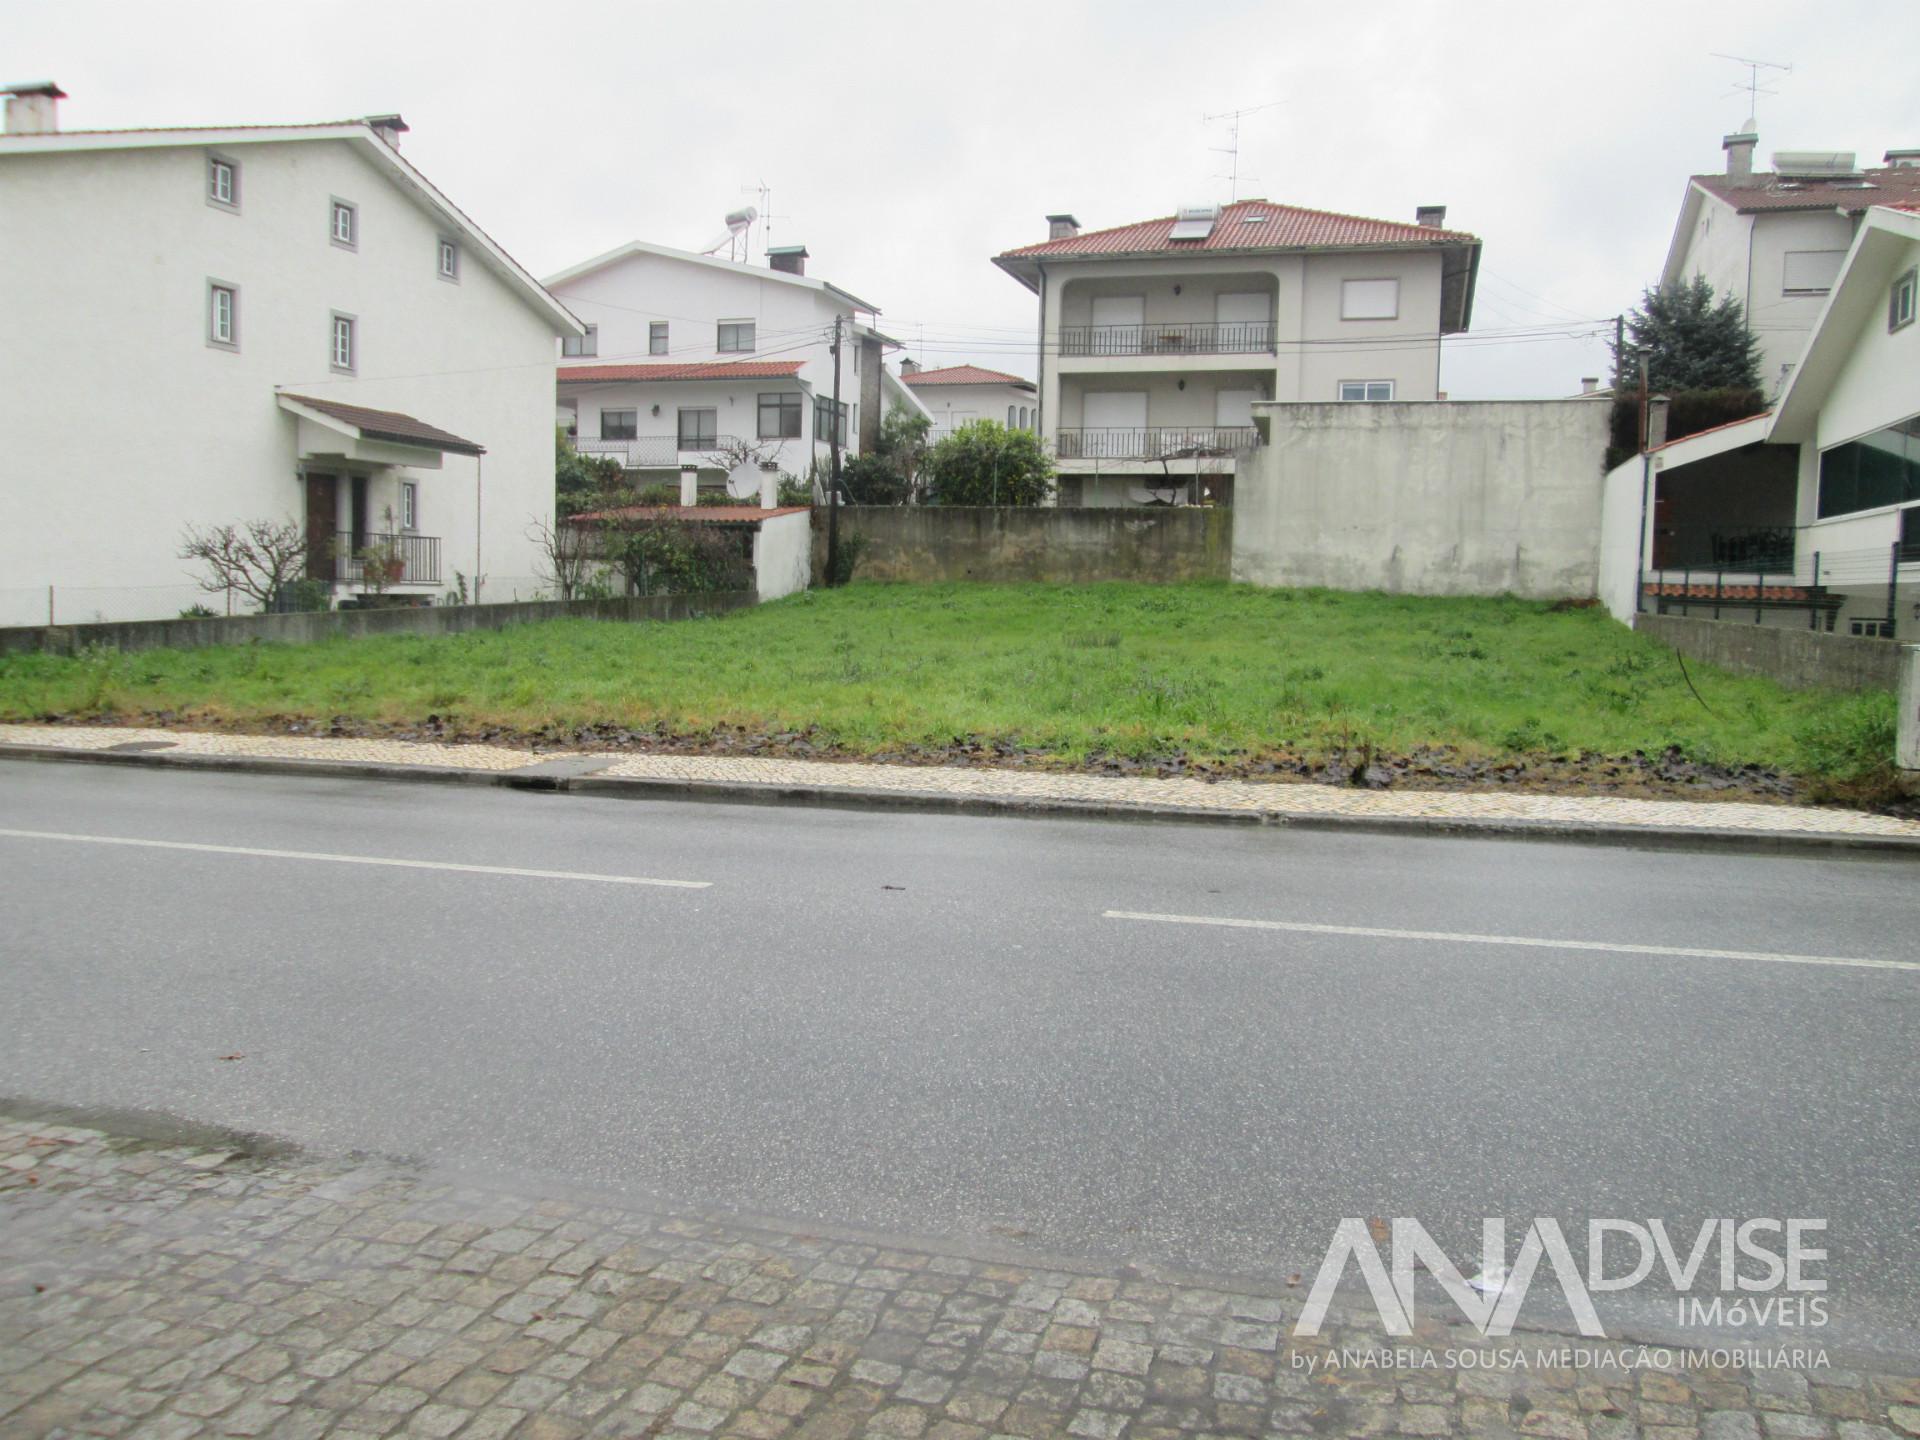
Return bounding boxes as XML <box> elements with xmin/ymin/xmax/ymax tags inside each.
<box><xmin>993</xmin><ymin>201</ymin><xmax>1481</xmax><ymax>506</ymax></box>
<box><xmin>1661</xmin><ymin>128</ymin><xmax>1920</xmax><ymax>399</ymax></box>
<box><xmin>545</xmin><ymin>241</ymin><xmax>924</xmax><ymax>491</ymax></box>
<box><xmin>0</xmin><ymin>83</ymin><xmax>583</xmax><ymax>623</ymax></box>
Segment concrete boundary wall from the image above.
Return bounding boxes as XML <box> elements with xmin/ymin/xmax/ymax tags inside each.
<box><xmin>812</xmin><ymin>506</ymin><xmax>1232</xmax><ymax>585</ymax></box>
<box><xmin>0</xmin><ymin>592</ymin><xmax>757</xmax><ymax>657</ymax></box>
<box><xmin>1633</xmin><ymin>612</ymin><xmax>1902</xmax><ymax>692</ymax></box>
<box><xmin>1234</xmin><ymin>399</ymin><xmax>1612</xmax><ymax>599</ymax></box>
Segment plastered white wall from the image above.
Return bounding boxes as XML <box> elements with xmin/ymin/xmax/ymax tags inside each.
<box><xmin>0</xmin><ymin>139</ymin><xmax>564</xmax><ymax>622</ymax></box>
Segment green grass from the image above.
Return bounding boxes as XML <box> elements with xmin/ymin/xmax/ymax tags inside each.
<box><xmin>0</xmin><ymin>582</ymin><xmax>1892</xmax><ymax>780</ymax></box>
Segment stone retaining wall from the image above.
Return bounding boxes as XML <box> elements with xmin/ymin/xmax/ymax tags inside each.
<box><xmin>0</xmin><ymin>592</ymin><xmax>756</xmax><ymax>657</ymax></box>
<box><xmin>1634</xmin><ymin>611</ymin><xmax>1903</xmax><ymax>692</ymax></box>
<box><xmin>813</xmin><ymin>505</ymin><xmax>1231</xmax><ymax>585</ymax></box>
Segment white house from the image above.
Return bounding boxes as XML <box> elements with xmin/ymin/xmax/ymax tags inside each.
<box><xmin>545</xmin><ymin>240</ymin><xmax>922</xmax><ymax>492</ymax></box>
<box><xmin>992</xmin><ymin>200</ymin><xmax>1480</xmax><ymax>506</ymax></box>
<box><xmin>1603</xmin><ymin>204</ymin><xmax>1919</xmax><ymax>640</ymax></box>
<box><xmin>1661</xmin><ymin>128</ymin><xmax>1920</xmax><ymax>398</ymax></box>
<box><xmin>900</xmin><ymin>362</ymin><xmax>1037</xmax><ymax>438</ymax></box>
<box><xmin>0</xmin><ymin>83</ymin><xmax>583</xmax><ymax>625</ymax></box>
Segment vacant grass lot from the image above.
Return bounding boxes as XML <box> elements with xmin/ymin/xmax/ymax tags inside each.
<box><xmin>0</xmin><ymin>583</ymin><xmax>1893</xmax><ymax>783</ymax></box>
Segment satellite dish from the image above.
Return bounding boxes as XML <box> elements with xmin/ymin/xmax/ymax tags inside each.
<box><xmin>725</xmin><ymin>458</ymin><xmax>761</xmax><ymax>500</ymax></box>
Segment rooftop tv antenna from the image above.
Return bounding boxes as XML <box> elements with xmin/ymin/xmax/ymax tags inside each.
<box><xmin>1203</xmin><ymin>99</ymin><xmax>1283</xmax><ymax>203</ymax></box>
<box><xmin>1711</xmin><ymin>53</ymin><xmax>1791</xmax><ymax>128</ymax></box>
<box><xmin>741</xmin><ymin>180</ymin><xmax>790</xmax><ymax>263</ymax></box>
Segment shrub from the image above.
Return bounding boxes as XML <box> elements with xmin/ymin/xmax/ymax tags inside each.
<box><xmin>1605</xmin><ymin>386</ymin><xmax>1767</xmax><ymax>471</ymax></box>
<box><xmin>776</xmin><ymin>474</ymin><xmax>813</xmax><ymax>507</ymax></box>
<box><xmin>605</xmin><ymin>517</ymin><xmax>750</xmax><ymax>595</ymax></box>
<box><xmin>922</xmin><ymin>421</ymin><xmax>1055</xmax><ymax>506</ymax></box>
<box><xmin>840</xmin><ymin>453</ymin><xmax>911</xmax><ymax>506</ymax></box>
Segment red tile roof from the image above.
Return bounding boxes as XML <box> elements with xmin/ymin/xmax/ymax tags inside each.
<box><xmin>998</xmin><ymin>199</ymin><xmax>1477</xmax><ymax>259</ymax></box>
<box><xmin>902</xmin><ymin>365</ymin><xmax>1034</xmax><ymax>388</ymax></box>
<box><xmin>557</xmin><ymin>361</ymin><xmax>806</xmax><ymax>384</ymax></box>
<box><xmin>278</xmin><ymin>393</ymin><xmax>484</xmax><ymax>455</ymax></box>
<box><xmin>1692</xmin><ymin>167</ymin><xmax>1920</xmax><ymax>214</ymax></box>
<box><xmin>568</xmin><ymin>505</ymin><xmax>810</xmax><ymax>525</ymax></box>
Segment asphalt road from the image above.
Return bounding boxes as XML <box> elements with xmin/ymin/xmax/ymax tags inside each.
<box><xmin>2</xmin><ymin>759</ymin><xmax>1917</xmax><ymax>1358</ymax></box>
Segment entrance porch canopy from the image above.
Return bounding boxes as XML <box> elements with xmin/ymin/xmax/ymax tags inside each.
<box><xmin>277</xmin><ymin>392</ymin><xmax>485</xmax><ymax>470</ymax></box>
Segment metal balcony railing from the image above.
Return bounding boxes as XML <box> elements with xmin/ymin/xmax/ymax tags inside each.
<box><xmin>1058</xmin><ymin>321</ymin><xmax>1275</xmax><ymax>357</ymax></box>
<box><xmin>579</xmin><ymin>434</ymin><xmax>754</xmax><ymax>467</ymax></box>
<box><xmin>326</xmin><ymin>532</ymin><xmax>441</xmax><ymax>587</ymax></box>
<box><xmin>578</xmin><ymin>436</ymin><xmax>680</xmax><ymax>468</ymax></box>
<box><xmin>1054</xmin><ymin>426</ymin><xmax>1259</xmax><ymax>460</ymax></box>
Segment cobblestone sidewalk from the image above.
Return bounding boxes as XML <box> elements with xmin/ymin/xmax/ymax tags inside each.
<box><xmin>3</xmin><ymin>723</ymin><xmax>1919</xmax><ymax>843</ymax></box>
<box><xmin>4</xmin><ymin>1116</ymin><xmax>1918</xmax><ymax>1440</ymax></box>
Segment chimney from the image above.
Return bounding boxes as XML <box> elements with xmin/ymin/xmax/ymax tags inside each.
<box><xmin>759</xmin><ymin>467</ymin><xmax>777</xmax><ymax>510</ymax></box>
<box><xmin>1646</xmin><ymin>395</ymin><xmax>1671</xmax><ymax>452</ymax></box>
<box><xmin>366</xmin><ymin>113</ymin><xmax>409</xmax><ymax>149</ymax></box>
<box><xmin>1414</xmin><ymin>204</ymin><xmax>1447</xmax><ymax>229</ymax></box>
<box><xmin>679</xmin><ymin>465</ymin><xmax>698</xmax><ymax>508</ymax></box>
<box><xmin>768</xmin><ymin>244</ymin><xmax>808</xmax><ymax>276</ymax></box>
<box><xmin>1046</xmin><ymin>213</ymin><xmax>1081</xmax><ymax>240</ymax></box>
<box><xmin>1723</xmin><ymin>124</ymin><xmax>1759</xmax><ymax>184</ymax></box>
<box><xmin>2</xmin><ymin>80</ymin><xmax>65</xmax><ymax>135</ymax></box>
<box><xmin>899</xmin><ymin>358</ymin><xmax>919</xmax><ymax>377</ymax></box>
<box><xmin>1580</xmin><ymin>377</ymin><xmax>1600</xmax><ymax>395</ymax></box>
<box><xmin>1885</xmin><ymin>149</ymin><xmax>1920</xmax><ymax>169</ymax></box>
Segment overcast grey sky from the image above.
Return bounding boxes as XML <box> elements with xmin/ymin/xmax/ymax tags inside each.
<box><xmin>9</xmin><ymin>0</ymin><xmax>1916</xmax><ymax>396</ymax></box>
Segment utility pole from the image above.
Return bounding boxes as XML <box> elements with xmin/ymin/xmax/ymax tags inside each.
<box><xmin>826</xmin><ymin>315</ymin><xmax>843</xmax><ymax>584</ymax></box>
<box><xmin>1613</xmin><ymin>313</ymin><xmax>1626</xmax><ymax>388</ymax></box>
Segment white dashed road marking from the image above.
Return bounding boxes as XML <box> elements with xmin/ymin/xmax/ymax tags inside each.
<box><xmin>0</xmin><ymin>828</ymin><xmax>710</xmax><ymax>889</ymax></box>
<box><xmin>1103</xmin><ymin>910</ymin><xmax>1917</xmax><ymax>973</ymax></box>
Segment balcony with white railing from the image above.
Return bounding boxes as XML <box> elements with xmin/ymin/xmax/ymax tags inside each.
<box><xmin>577</xmin><ymin>435</ymin><xmax>752</xmax><ymax>468</ymax></box>
<box><xmin>1053</xmin><ymin>426</ymin><xmax>1260</xmax><ymax>462</ymax></box>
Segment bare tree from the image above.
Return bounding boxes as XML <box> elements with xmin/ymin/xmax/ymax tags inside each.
<box><xmin>527</xmin><ymin>515</ymin><xmax>596</xmax><ymax>600</ymax></box>
<box><xmin>702</xmin><ymin>433</ymin><xmax>784</xmax><ymax>486</ymax></box>
<box><xmin>178</xmin><ymin>518</ymin><xmax>310</xmax><ymax>611</ymax></box>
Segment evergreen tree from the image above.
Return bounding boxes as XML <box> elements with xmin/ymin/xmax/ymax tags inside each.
<box><xmin>1612</xmin><ymin>276</ymin><xmax>1762</xmax><ymax>393</ymax></box>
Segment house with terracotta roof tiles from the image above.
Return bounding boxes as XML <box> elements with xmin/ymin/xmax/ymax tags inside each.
<box><xmin>992</xmin><ymin>200</ymin><xmax>1480</xmax><ymax>506</ymax></box>
<box><xmin>1661</xmin><ymin>128</ymin><xmax>1920</xmax><ymax>398</ymax></box>
<box><xmin>1602</xmin><ymin>204</ymin><xmax>1920</xmax><ymax>641</ymax></box>
<box><xmin>544</xmin><ymin>240</ymin><xmax>926</xmax><ymax>494</ymax></box>
<box><xmin>0</xmin><ymin>82</ymin><xmax>584</xmax><ymax>623</ymax></box>
<box><xmin>899</xmin><ymin>362</ymin><xmax>1038</xmax><ymax>438</ymax></box>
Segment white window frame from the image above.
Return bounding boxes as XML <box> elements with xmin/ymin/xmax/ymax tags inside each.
<box><xmin>206</xmin><ymin>279</ymin><xmax>239</xmax><ymax>351</ymax></box>
<box><xmin>330</xmin><ymin>198</ymin><xmax>357</xmax><ymax>249</ymax></box>
<box><xmin>207</xmin><ymin>154</ymin><xmax>239</xmax><ymax>211</ymax></box>
<box><xmin>437</xmin><ymin>237</ymin><xmax>460</xmax><ymax>282</ymax></box>
<box><xmin>1340</xmin><ymin>278</ymin><xmax>1400</xmax><ymax>321</ymax></box>
<box><xmin>1782</xmin><ymin>250</ymin><xmax>1847</xmax><ymax>297</ymax></box>
<box><xmin>330</xmin><ymin>311</ymin><xmax>357</xmax><ymax>373</ymax></box>
<box><xmin>717</xmin><ymin>319</ymin><xmax>755</xmax><ymax>353</ymax></box>
<box><xmin>1338</xmin><ymin>380</ymin><xmax>1395</xmax><ymax>402</ymax></box>
<box><xmin>400</xmin><ymin>481</ymin><xmax>418</xmax><ymax>532</ymax></box>
<box><xmin>649</xmin><ymin>321</ymin><xmax>669</xmax><ymax>355</ymax></box>
<box><xmin>1891</xmin><ymin>267</ymin><xmax>1918</xmax><ymax>334</ymax></box>
<box><xmin>562</xmin><ymin>324</ymin><xmax>598</xmax><ymax>358</ymax></box>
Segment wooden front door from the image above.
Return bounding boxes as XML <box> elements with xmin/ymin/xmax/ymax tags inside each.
<box><xmin>305</xmin><ymin>474</ymin><xmax>338</xmax><ymax>580</ymax></box>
